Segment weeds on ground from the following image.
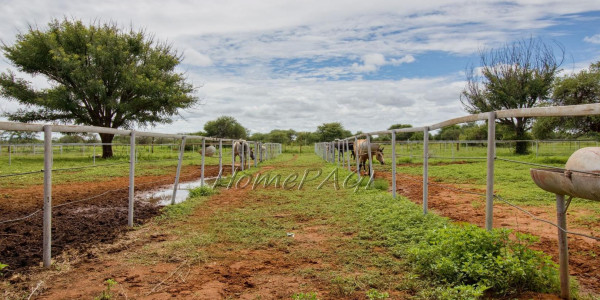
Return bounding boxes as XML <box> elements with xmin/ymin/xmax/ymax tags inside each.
<box><xmin>94</xmin><ymin>279</ymin><xmax>117</xmax><ymax>300</ymax></box>
<box><xmin>366</xmin><ymin>288</ymin><xmax>389</xmax><ymax>299</ymax></box>
<box><xmin>291</xmin><ymin>291</ymin><xmax>319</xmax><ymax>300</ymax></box>
<box><xmin>0</xmin><ymin>263</ymin><xmax>7</xmax><ymax>276</ymax></box>
<box><xmin>189</xmin><ymin>185</ymin><xmax>216</xmax><ymax>197</ymax></box>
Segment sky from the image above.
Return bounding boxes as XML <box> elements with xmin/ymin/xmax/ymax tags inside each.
<box><xmin>0</xmin><ymin>0</ymin><xmax>599</xmax><ymax>135</ymax></box>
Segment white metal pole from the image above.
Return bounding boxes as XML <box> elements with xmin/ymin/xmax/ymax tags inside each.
<box><xmin>42</xmin><ymin>125</ymin><xmax>53</xmax><ymax>268</ymax></box>
<box><xmin>9</xmin><ymin>145</ymin><xmax>11</xmax><ymax>166</ymax></box>
<box><xmin>93</xmin><ymin>145</ymin><xmax>96</xmax><ymax>165</ymax></box>
<box><xmin>556</xmin><ymin>194</ymin><xmax>570</xmax><ymax>300</ymax></box>
<box><xmin>201</xmin><ymin>138</ymin><xmax>205</xmax><ymax>186</ymax></box>
<box><xmin>392</xmin><ymin>131</ymin><xmax>397</xmax><ymax>199</ymax></box>
<box><xmin>171</xmin><ymin>136</ymin><xmax>186</xmax><ymax>205</ymax></box>
<box><xmin>346</xmin><ymin>140</ymin><xmax>351</xmax><ymax>171</ymax></box>
<box><xmin>254</xmin><ymin>142</ymin><xmax>258</xmax><ymax>167</ymax></box>
<box><xmin>367</xmin><ymin>135</ymin><xmax>373</xmax><ymax>179</ymax></box>
<box><xmin>355</xmin><ymin>137</ymin><xmax>360</xmax><ymax>178</ymax></box>
<box><xmin>232</xmin><ymin>141</ymin><xmax>235</xmax><ymax>174</ymax></box>
<box><xmin>219</xmin><ymin>139</ymin><xmax>223</xmax><ymax>174</ymax></box>
<box><xmin>486</xmin><ymin>111</ymin><xmax>496</xmax><ymax>231</ymax></box>
<box><xmin>128</xmin><ymin>131</ymin><xmax>136</xmax><ymax>226</ymax></box>
<box><xmin>241</xmin><ymin>141</ymin><xmax>245</xmax><ymax>171</ymax></box>
<box><xmin>423</xmin><ymin>127</ymin><xmax>429</xmax><ymax>215</ymax></box>
<box><xmin>336</xmin><ymin>140</ymin><xmax>340</xmax><ymax>167</ymax></box>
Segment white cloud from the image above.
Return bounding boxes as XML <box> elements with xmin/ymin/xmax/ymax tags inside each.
<box><xmin>351</xmin><ymin>54</ymin><xmax>415</xmax><ymax>73</ymax></box>
<box><xmin>0</xmin><ymin>0</ymin><xmax>598</xmax><ymax>134</ymax></box>
<box><xmin>150</xmin><ymin>75</ymin><xmax>466</xmax><ymax>134</ymax></box>
<box><xmin>182</xmin><ymin>49</ymin><xmax>213</xmax><ymax>67</ymax></box>
<box><xmin>584</xmin><ymin>34</ymin><xmax>600</xmax><ymax>44</ymax></box>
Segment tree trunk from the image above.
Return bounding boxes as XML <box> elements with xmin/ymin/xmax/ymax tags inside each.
<box><xmin>515</xmin><ymin>126</ymin><xmax>529</xmax><ymax>155</ymax></box>
<box><xmin>99</xmin><ymin>133</ymin><xmax>114</xmax><ymax>158</ymax></box>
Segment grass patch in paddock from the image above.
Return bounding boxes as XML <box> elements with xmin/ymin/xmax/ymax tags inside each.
<box><xmin>365</xmin><ymin>149</ymin><xmax>599</xmax><ymax>209</ymax></box>
<box><xmin>0</xmin><ymin>144</ymin><xmax>267</xmax><ymax>187</ymax></box>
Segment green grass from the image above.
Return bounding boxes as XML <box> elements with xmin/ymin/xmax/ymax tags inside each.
<box><xmin>0</xmin><ymin>144</ymin><xmax>274</xmax><ymax>188</ymax></box>
<box><xmin>328</xmin><ymin>141</ymin><xmax>600</xmax><ymax>212</ymax></box>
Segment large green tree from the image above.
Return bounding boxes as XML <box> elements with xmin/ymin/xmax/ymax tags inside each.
<box><xmin>203</xmin><ymin>116</ymin><xmax>248</xmax><ymax>139</ymax></box>
<box><xmin>461</xmin><ymin>38</ymin><xmax>563</xmax><ymax>154</ymax></box>
<box><xmin>316</xmin><ymin>122</ymin><xmax>351</xmax><ymax>142</ymax></box>
<box><xmin>0</xmin><ymin>19</ymin><xmax>197</xmax><ymax>157</ymax></box>
<box><xmin>532</xmin><ymin>61</ymin><xmax>600</xmax><ymax>139</ymax></box>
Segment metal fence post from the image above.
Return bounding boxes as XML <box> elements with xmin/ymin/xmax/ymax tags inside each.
<box><xmin>355</xmin><ymin>137</ymin><xmax>360</xmax><ymax>178</ymax></box>
<box><xmin>486</xmin><ymin>112</ymin><xmax>496</xmax><ymax>231</ymax></box>
<box><xmin>43</xmin><ymin>125</ymin><xmax>53</xmax><ymax>268</ymax></box>
<box><xmin>367</xmin><ymin>134</ymin><xmax>373</xmax><ymax>180</ymax></box>
<box><xmin>392</xmin><ymin>131</ymin><xmax>397</xmax><ymax>199</ymax></box>
<box><xmin>556</xmin><ymin>194</ymin><xmax>570</xmax><ymax>300</ymax></box>
<box><xmin>93</xmin><ymin>145</ymin><xmax>96</xmax><ymax>165</ymax></box>
<box><xmin>219</xmin><ymin>139</ymin><xmax>223</xmax><ymax>174</ymax></box>
<box><xmin>254</xmin><ymin>142</ymin><xmax>258</xmax><ymax>167</ymax></box>
<box><xmin>201</xmin><ymin>138</ymin><xmax>206</xmax><ymax>186</ymax></box>
<box><xmin>128</xmin><ymin>131</ymin><xmax>136</xmax><ymax>226</ymax></box>
<box><xmin>423</xmin><ymin>127</ymin><xmax>429</xmax><ymax>215</ymax></box>
<box><xmin>346</xmin><ymin>139</ymin><xmax>351</xmax><ymax>171</ymax></box>
<box><xmin>232</xmin><ymin>141</ymin><xmax>235</xmax><ymax>174</ymax></box>
<box><xmin>9</xmin><ymin>144</ymin><xmax>11</xmax><ymax>166</ymax></box>
<box><xmin>241</xmin><ymin>141</ymin><xmax>245</xmax><ymax>171</ymax></box>
<box><xmin>336</xmin><ymin>140</ymin><xmax>340</xmax><ymax>168</ymax></box>
<box><xmin>171</xmin><ymin>136</ymin><xmax>186</xmax><ymax>205</ymax></box>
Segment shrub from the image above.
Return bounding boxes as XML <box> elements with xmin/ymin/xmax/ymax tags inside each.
<box><xmin>407</xmin><ymin>224</ymin><xmax>559</xmax><ymax>297</ymax></box>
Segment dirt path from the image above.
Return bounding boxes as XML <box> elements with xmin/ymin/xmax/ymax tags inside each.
<box><xmin>375</xmin><ymin>170</ymin><xmax>600</xmax><ymax>294</ymax></box>
<box><xmin>4</xmin><ymin>155</ymin><xmax>407</xmax><ymax>299</ymax></box>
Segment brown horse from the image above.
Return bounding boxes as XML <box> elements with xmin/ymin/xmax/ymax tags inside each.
<box><xmin>354</xmin><ymin>139</ymin><xmax>385</xmax><ymax>174</ymax></box>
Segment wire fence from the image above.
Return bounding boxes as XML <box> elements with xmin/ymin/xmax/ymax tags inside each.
<box><xmin>0</xmin><ymin>120</ymin><xmax>283</xmax><ymax>269</ymax></box>
<box><xmin>315</xmin><ymin>104</ymin><xmax>600</xmax><ymax>298</ymax></box>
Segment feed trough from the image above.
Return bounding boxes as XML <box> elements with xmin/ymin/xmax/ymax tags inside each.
<box><xmin>530</xmin><ymin>147</ymin><xmax>600</xmax><ymax>300</ymax></box>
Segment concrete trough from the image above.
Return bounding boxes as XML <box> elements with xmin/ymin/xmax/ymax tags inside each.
<box><xmin>530</xmin><ymin>147</ymin><xmax>600</xmax><ymax>300</ymax></box>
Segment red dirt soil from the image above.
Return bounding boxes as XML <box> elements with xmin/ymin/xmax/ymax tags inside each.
<box><xmin>0</xmin><ymin>164</ymin><xmax>229</xmax><ymax>275</ymax></box>
<box><xmin>374</xmin><ymin>170</ymin><xmax>600</xmax><ymax>295</ymax></box>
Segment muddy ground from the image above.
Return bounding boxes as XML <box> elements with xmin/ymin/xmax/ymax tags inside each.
<box><xmin>0</xmin><ymin>164</ymin><xmax>228</xmax><ymax>275</ymax></box>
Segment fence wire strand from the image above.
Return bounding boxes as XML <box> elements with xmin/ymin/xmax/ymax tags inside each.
<box><xmin>496</xmin><ymin>157</ymin><xmax>600</xmax><ymax>177</ymax></box>
<box><xmin>0</xmin><ymin>169</ymin><xmax>204</xmax><ymax>225</ymax></box>
<box><xmin>389</xmin><ymin>169</ymin><xmax>600</xmax><ymax>242</ymax></box>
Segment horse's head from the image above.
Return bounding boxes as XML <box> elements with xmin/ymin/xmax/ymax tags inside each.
<box><xmin>376</xmin><ymin>147</ymin><xmax>385</xmax><ymax>165</ymax></box>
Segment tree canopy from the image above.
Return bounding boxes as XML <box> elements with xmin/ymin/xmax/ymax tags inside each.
<box><xmin>0</xmin><ymin>19</ymin><xmax>198</xmax><ymax>157</ymax></box>
<box><xmin>203</xmin><ymin>116</ymin><xmax>248</xmax><ymax>139</ymax></box>
<box><xmin>461</xmin><ymin>38</ymin><xmax>563</xmax><ymax>154</ymax></box>
<box><xmin>315</xmin><ymin>122</ymin><xmax>351</xmax><ymax>141</ymax></box>
<box><xmin>532</xmin><ymin>61</ymin><xmax>600</xmax><ymax>139</ymax></box>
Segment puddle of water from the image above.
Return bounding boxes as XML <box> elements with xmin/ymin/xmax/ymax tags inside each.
<box><xmin>137</xmin><ymin>176</ymin><xmax>219</xmax><ymax>206</ymax></box>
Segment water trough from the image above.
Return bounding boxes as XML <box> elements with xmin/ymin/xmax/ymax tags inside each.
<box><xmin>530</xmin><ymin>147</ymin><xmax>600</xmax><ymax>299</ymax></box>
